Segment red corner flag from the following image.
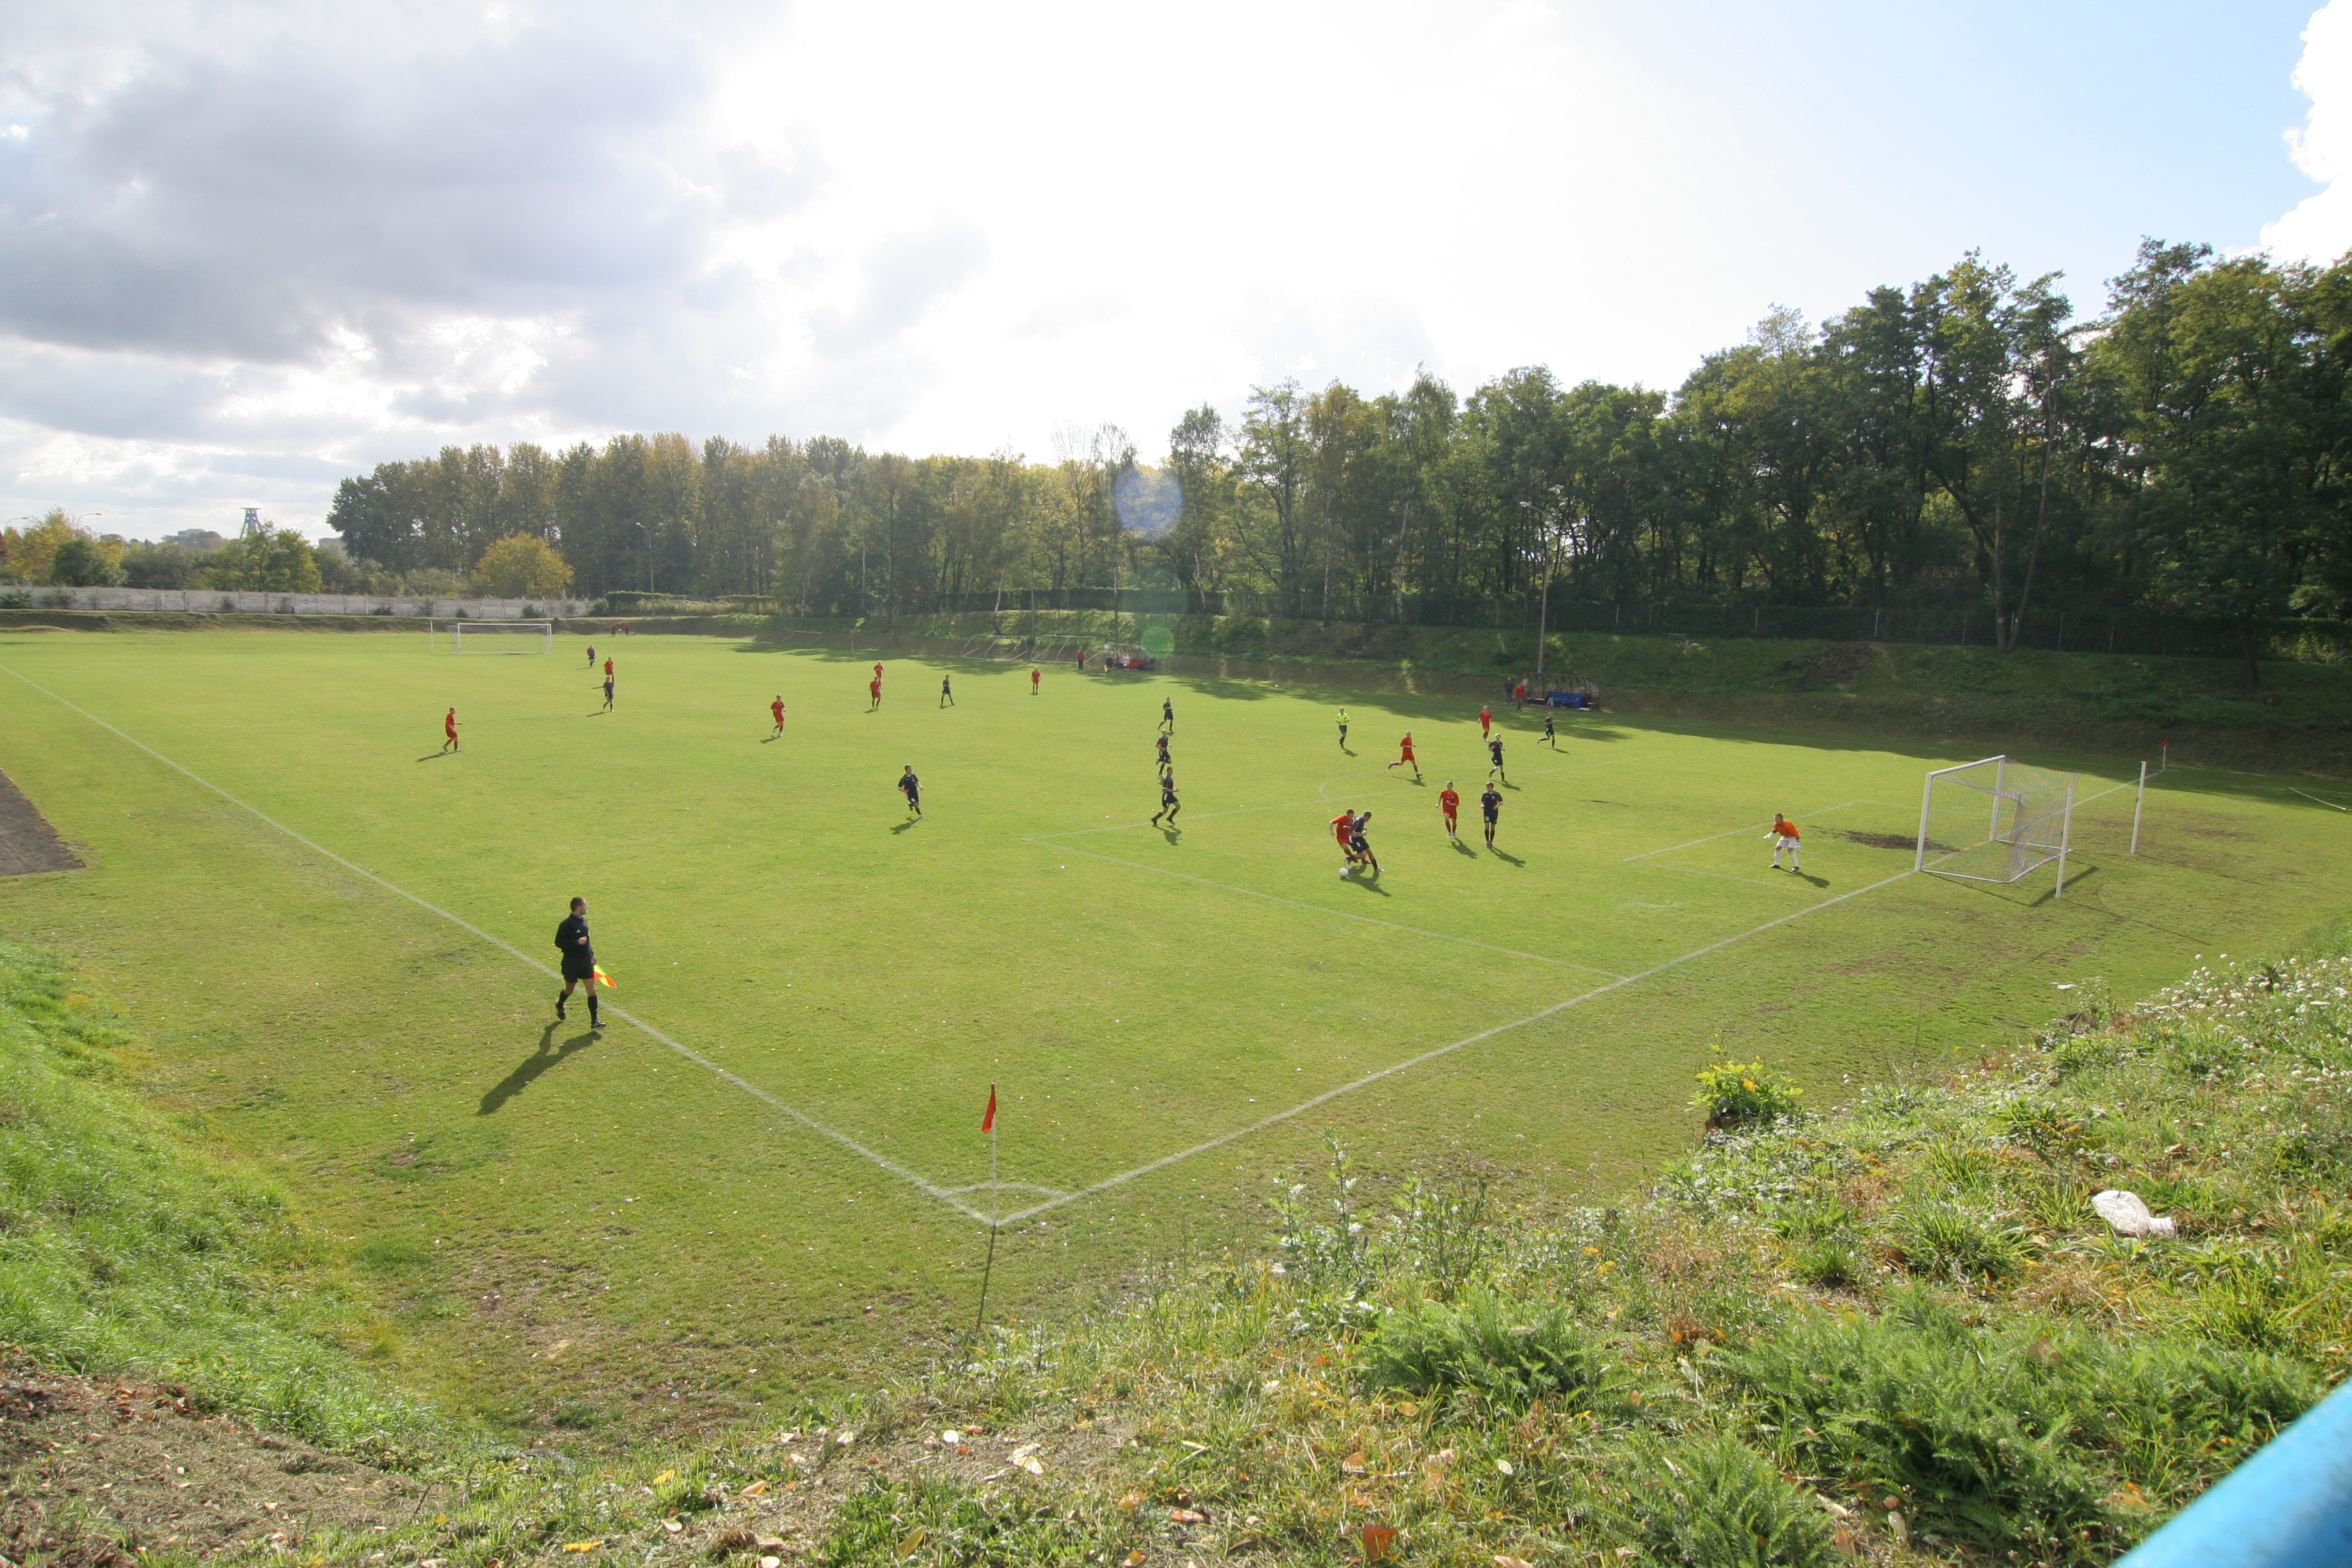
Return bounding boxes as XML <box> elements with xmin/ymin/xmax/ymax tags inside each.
<box><xmin>981</xmin><ymin>1083</ymin><xmax>997</xmax><ymax>1134</ymax></box>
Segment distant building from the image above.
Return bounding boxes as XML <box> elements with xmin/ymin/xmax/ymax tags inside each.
<box><xmin>240</xmin><ymin>507</ymin><xmax>263</xmax><ymax>537</ymax></box>
<box><xmin>166</xmin><ymin>529</ymin><xmax>228</xmax><ymax>553</ymax></box>
<box><xmin>314</xmin><ymin>537</ymin><xmax>348</xmax><ymax>560</ymax></box>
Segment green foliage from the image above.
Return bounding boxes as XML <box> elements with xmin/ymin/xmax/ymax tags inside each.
<box><xmin>816</xmin><ymin>1480</ymin><xmax>1105</xmax><ymax>1567</ymax></box>
<box><xmin>1731</xmin><ymin>1292</ymin><xmax>2313</xmax><ymax>1562</ymax></box>
<box><xmin>48</xmin><ymin>534</ymin><xmax>125</xmax><ymax>587</ymax></box>
<box><xmin>470</xmin><ymin>532</ymin><xmax>574</xmax><ymax>598</ymax></box>
<box><xmin>1692</xmin><ymin>1058</ymin><xmax>1806</xmax><ymax>1126</ymax></box>
<box><xmin>1621</xmin><ymin>1433</ymin><xmax>1838</xmax><ymax>1568</ymax></box>
<box><xmin>201</xmin><ymin>522</ymin><xmax>323</xmax><ymax>593</ymax></box>
<box><xmin>1360</xmin><ymin>1286</ymin><xmax>1612</xmax><ymax>1409</ymax></box>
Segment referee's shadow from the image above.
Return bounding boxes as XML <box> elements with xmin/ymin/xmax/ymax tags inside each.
<box><xmin>478</xmin><ymin>1024</ymin><xmax>598</xmax><ymax>1115</ymax></box>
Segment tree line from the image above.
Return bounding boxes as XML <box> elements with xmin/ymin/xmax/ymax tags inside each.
<box><xmin>323</xmin><ymin>241</ymin><xmax>2349</xmax><ymax>674</ymax></box>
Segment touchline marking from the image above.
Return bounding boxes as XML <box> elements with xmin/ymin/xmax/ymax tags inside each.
<box><xmin>2290</xmin><ymin>787</ymin><xmax>2350</xmax><ymax>813</ymax></box>
<box><xmin>995</xmin><ymin>863</ymin><xmax>1922</xmax><ymax>1223</ymax></box>
<box><xmin>1029</xmin><ymin>836</ymin><xmax>1627</xmax><ymax>979</ymax></box>
<box><xmin>1621</xmin><ymin>800</ymin><xmax>1867</xmax><ymax>861</ymax></box>
<box><xmin>1</xmin><ymin>664</ymin><xmax>996</xmax><ymax>1226</ymax></box>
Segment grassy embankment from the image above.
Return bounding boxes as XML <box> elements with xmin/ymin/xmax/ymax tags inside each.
<box><xmin>0</xmin><ymin>941</ymin><xmax>446</xmax><ymax>1462</ymax></box>
<box><xmin>621</xmin><ymin>609</ymin><xmax>2352</xmax><ymax>777</ymax></box>
<box><xmin>5</xmin><ymin>928</ymin><xmax>2348</xmax><ymax>1566</ymax></box>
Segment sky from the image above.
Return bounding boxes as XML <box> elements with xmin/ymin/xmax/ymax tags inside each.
<box><xmin>1</xmin><ymin>0</ymin><xmax>2347</xmax><ymax>542</ymax></box>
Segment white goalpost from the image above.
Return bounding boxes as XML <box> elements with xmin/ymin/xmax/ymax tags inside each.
<box><xmin>430</xmin><ymin>619</ymin><xmax>553</xmax><ymax>653</ymax></box>
<box><xmin>1916</xmin><ymin>754</ymin><xmax>2076</xmax><ymax>897</ymax></box>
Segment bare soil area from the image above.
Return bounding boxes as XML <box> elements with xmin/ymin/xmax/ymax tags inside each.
<box><xmin>0</xmin><ymin>1358</ymin><xmax>420</xmax><ymax>1565</ymax></box>
<box><xmin>0</xmin><ymin>768</ymin><xmax>81</xmax><ymax>877</ymax></box>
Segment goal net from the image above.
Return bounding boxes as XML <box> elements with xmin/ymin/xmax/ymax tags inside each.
<box><xmin>1916</xmin><ymin>755</ymin><xmax>2075</xmax><ymax>893</ymax></box>
<box><xmin>436</xmin><ymin>619</ymin><xmax>552</xmax><ymax>653</ymax></box>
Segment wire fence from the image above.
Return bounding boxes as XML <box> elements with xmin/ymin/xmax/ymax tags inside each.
<box><xmin>899</xmin><ymin>592</ymin><xmax>2351</xmax><ymax>664</ymax></box>
<box><xmin>589</xmin><ymin>589</ymin><xmax>2351</xmax><ymax>665</ymax></box>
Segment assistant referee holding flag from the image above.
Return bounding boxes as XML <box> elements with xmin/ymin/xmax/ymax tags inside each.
<box><xmin>555</xmin><ymin>896</ymin><xmax>604</xmax><ymax>1029</ymax></box>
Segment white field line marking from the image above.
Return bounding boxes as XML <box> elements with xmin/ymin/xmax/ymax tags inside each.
<box><xmin>1644</xmin><ymin>863</ymin><xmax>1821</xmax><ymax>896</ymax></box>
<box><xmin>1621</xmin><ymin>800</ymin><xmax>1867</xmax><ymax>861</ymax></box>
<box><xmin>2289</xmin><ymin>787</ymin><xmax>2349</xmax><ymax>813</ymax></box>
<box><xmin>996</xmin><ymin>864</ymin><xmax>1922</xmax><ymax>1224</ymax></box>
<box><xmin>1044</xmin><ymin>753</ymin><xmax>1667</xmax><ymax>840</ymax></box>
<box><xmin>1</xmin><ymin>664</ymin><xmax>996</xmax><ymax>1226</ymax></box>
<box><xmin>1030</xmin><ymin>836</ymin><xmax>1627</xmax><ymax>979</ymax></box>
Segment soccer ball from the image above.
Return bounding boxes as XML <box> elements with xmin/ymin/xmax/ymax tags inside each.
<box><xmin>1339</xmin><ymin>866</ymin><xmax>1352</xmax><ymax>879</ymax></box>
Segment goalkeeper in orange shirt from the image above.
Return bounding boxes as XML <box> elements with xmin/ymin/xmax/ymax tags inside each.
<box><xmin>1766</xmin><ymin>813</ymin><xmax>1802</xmax><ymax>872</ymax></box>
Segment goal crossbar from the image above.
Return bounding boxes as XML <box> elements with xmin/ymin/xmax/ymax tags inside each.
<box><xmin>434</xmin><ymin>619</ymin><xmax>553</xmax><ymax>653</ymax></box>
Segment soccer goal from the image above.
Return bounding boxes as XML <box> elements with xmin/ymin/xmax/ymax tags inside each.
<box><xmin>433</xmin><ymin>619</ymin><xmax>553</xmax><ymax>653</ymax></box>
<box><xmin>1915</xmin><ymin>755</ymin><xmax>2075</xmax><ymax>896</ymax></box>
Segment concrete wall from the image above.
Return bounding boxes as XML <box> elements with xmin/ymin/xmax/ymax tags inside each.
<box><xmin>14</xmin><ymin>587</ymin><xmax>592</xmax><ymax>619</ymax></box>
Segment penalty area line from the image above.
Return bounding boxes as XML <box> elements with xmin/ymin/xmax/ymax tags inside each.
<box><xmin>1620</xmin><ymin>800</ymin><xmax>1869</xmax><ymax>862</ymax></box>
<box><xmin>996</xmin><ymin>862</ymin><xmax>1921</xmax><ymax>1224</ymax></box>
<box><xmin>0</xmin><ymin>664</ymin><xmax>993</xmax><ymax>1226</ymax></box>
<box><xmin>1027</xmin><ymin>836</ymin><xmax>1627</xmax><ymax>979</ymax></box>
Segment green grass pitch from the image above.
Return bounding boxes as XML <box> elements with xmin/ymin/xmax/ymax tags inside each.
<box><xmin>0</xmin><ymin>626</ymin><xmax>2342</xmax><ymax>1426</ymax></box>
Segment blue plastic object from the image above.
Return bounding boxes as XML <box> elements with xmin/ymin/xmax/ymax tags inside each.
<box><xmin>2116</xmin><ymin>1376</ymin><xmax>2352</xmax><ymax>1567</ymax></box>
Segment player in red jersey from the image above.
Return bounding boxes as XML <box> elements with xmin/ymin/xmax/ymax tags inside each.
<box><xmin>1030</xmin><ymin>666</ymin><xmax>1041</xmax><ymax>696</ymax></box>
<box><xmin>1437</xmin><ymin>781</ymin><xmax>1460</xmax><ymax>841</ymax></box>
<box><xmin>769</xmin><ymin>696</ymin><xmax>787</xmax><ymax>738</ymax></box>
<box><xmin>1386</xmin><ymin>731</ymin><xmax>1420</xmax><ymax>781</ymax></box>
<box><xmin>603</xmin><ymin>655</ymin><xmax>614</xmax><ymax>679</ymax></box>
<box><xmin>1479</xmin><ymin>705</ymin><xmax>1493</xmax><ymax>738</ymax></box>
<box><xmin>868</xmin><ymin>674</ymin><xmax>883</xmax><ymax>710</ymax></box>
<box><xmin>442</xmin><ymin>707</ymin><xmax>459</xmax><ymax>753</ymax></box>
<box><xmin>1767</xmin><ymin>813</ymin><xmax>1802</xmax><ymax>871</ymax></box>
<box><xmin>1332</xmin><ymin>810</ymin><xmax>1360</xmax><ymax>877</ymax></box>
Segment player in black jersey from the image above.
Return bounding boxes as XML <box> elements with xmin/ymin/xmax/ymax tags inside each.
<box><xmin>553</xmin><ymin>896</ymin><xmax>604</xmax><ymax>1028</ymax></box>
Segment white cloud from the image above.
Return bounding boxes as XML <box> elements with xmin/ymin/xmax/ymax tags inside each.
<box><xmin>2262</xmin><ymin>2</ymin><xmax>2352</xmax><ymax>263</ymax></box>
<box><xmin>0</xmin><ymin>0</ymin><xmax>2336</xmax><ymax>539</ymax></box>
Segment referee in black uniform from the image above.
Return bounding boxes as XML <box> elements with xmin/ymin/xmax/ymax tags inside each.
<box><xmin>555</xmin><ymin>896</ymin><xmax>604</xmax><ymax>1028</ymax></box>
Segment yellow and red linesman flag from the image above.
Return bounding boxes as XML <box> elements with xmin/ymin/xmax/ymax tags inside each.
<box><xmin>593</xmin><ymin>965</ymin><xmax>615</xmax><ymax>989</ymax></box>
<box><xmin>981</xmin><ymin>1083</ymin><xmax>996</xmax><ymax>1134</ymax></box>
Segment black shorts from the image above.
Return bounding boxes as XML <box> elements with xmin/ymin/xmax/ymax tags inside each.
<box><xmin>561</xmin><ymin>960</ymin><xmax>596</xmax><ymax>983</ymax></box>
<box><xmin>1482</xmin><ymin>810</ymin><xmax>1499</xmax><ymax>823</ymax></box>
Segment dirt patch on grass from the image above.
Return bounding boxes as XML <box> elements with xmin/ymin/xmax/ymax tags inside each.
<box><xmin>1840</xmin><ymin>829</ymin><xmax>1952</xmax><ymax>853</ymax></box>
<box><xmin>1793</xmin><ymin>641</ymin><xmax>1880</xmax><ymax>690</ymax></box>
<box><xmin>0</xmin><ymin>767</ymin><xmax>82</xmax><ymax>875</ymax></box>
<box><xmin>0</xmin><ymin>1358</ymin><xmax>421</xmax><ymax>1565</ymax></box>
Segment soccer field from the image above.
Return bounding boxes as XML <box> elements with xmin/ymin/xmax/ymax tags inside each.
<box><xmin>1</xmin><ymin>626</ymin><xmax>2343</xmax><ymax>1422</ymax></box>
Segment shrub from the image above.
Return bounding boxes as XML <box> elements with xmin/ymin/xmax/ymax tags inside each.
<box><xmin>1359</xmin><ymin>1286</ymin><xmax>1611</xmax><ymax>1409</ymax></box>
<box><xmin>1890</xmin><ymin>1198</ymin><xmax>2027</xmax><ymax>1283</ymax></box>
<box><xmin>816</xmin><ymin>1480</ymin><xmax>1099</xmax><ymax>1568</ymax></box>
<box><xmin>1692</xmin><ymin>1059</ymin><xmax>1805</xmax><ymax>1126</ymax></box>
<box><xmin>1789</xmin><ymin>1235</ymin><xmax>1863</xmax><ymax>1289</ymax></box>
<box><xmin>1730</xmin><ymin>1290</ymin><xmax>2311</xmax><ymax>1561</ymax></box>
<box><xmin>1622</xmin><ymin>1433</ymin><xmax>1838</xmax><ymax>1568</ymax></box>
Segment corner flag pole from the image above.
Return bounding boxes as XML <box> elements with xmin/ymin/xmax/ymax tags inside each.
<box><xmin>975</xmin><ymin>1084</ymin><xmax>999</xmax><ymax>1334</ymax></box>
